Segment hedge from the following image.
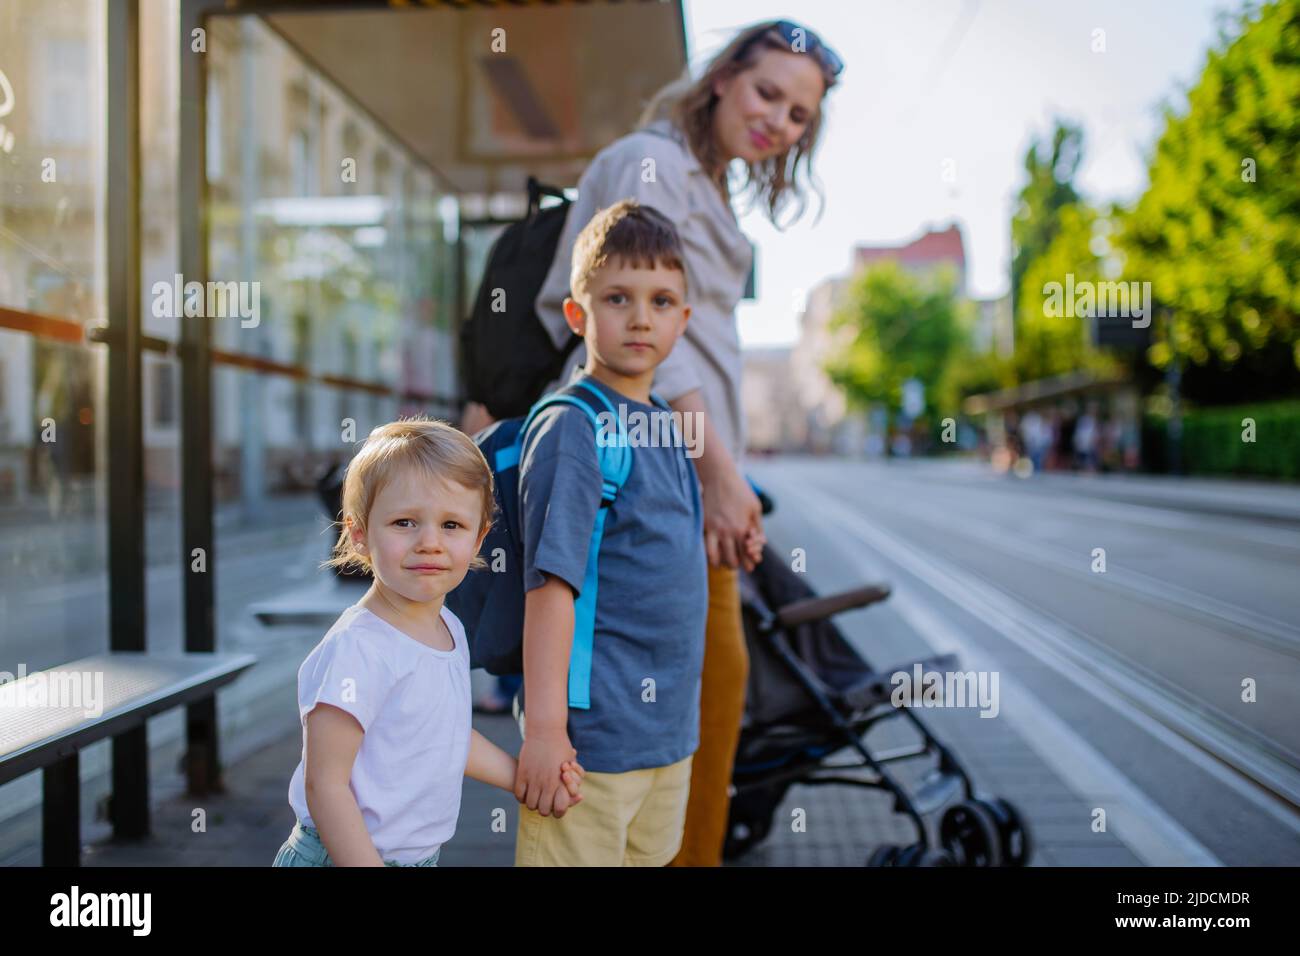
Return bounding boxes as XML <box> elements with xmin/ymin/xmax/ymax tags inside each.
<box><xmin>1143</xmin><ymin>400</ymin><xmax>1300</xmax><ymax>479</ymax></box>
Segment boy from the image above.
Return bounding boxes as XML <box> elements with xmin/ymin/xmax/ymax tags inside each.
<box><xmin>512</xmin><ymin>200</ymin><xmax>730</xmax><ymax>865</ymax></box>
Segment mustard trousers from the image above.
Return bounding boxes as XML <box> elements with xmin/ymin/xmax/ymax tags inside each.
<box><xmin>668</xmin><ymin>564</ymin><xmax>748</xmax><ymax>867</ymax></box>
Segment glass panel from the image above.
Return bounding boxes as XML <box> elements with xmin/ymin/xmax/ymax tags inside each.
<box><xmin>0</xmin><ymin>335</ymin><xmax>108</xmax><ymax>673</ymax></box>
<box><xmin>0</xmin><ymin>0</ymin><xmax>108</xmax><ymax>677</ymax></box>
<box><xmin>142</xmin><ymin>349</ymin><xmax>182</xmax><ymax>654</ymax></box>
<box><xmin>212</xmin><ymin>366</ymin><xmax>409</xmax><ymax>635</ymax></box>
<box><xmin>204</xmin><ymin>16</ymin><xmax>458</xmax><ymax>392</ymax></box>
<box><xmin>0</xmin><ymin>0</ymin><xmax>106</xmax><ymax>325</ymax></box>
<box><xmin>204</xmin><ymin>16</ymin><xmax>462</xmax><ymax>640</ymax></box>
<box><xmin>138</xmin><ymin>0</ymin><xmax>184</xmax><ymax>657</ymax></box>
<box><xmin>140</xmin><ymin>0</ymin><xmax>181</xmax><ymax>343</ymax></box>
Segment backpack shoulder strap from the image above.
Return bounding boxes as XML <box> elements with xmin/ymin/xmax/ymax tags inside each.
<box><xmin>515</xmin><ymin>381</ymin><xmax>633</xmax><ymax>710</ymax></box>
<box><xmin>519</xmin><ymin>382</ymin><xmax>632</xmax><ymax>501</ymax></box>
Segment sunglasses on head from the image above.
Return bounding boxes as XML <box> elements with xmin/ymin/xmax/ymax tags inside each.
<box><xmin>767</xmin><ymin>19</ymin><xmax>845</xmax><ymax>78</ymax></box>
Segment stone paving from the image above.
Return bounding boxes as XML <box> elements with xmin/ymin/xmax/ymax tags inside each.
<box><xmin>67</xmin><ymin>694</ymin><xmax>1137</xmax><ymax>867</ymax></box>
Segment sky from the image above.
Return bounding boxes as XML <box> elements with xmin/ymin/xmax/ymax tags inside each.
<box><xmin>681</xmin><ymin>0</ymin><xmax>1239</xmax><ymax>347</ymax></box>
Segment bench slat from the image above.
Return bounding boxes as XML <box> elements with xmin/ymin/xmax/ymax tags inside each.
<box><xmin>0</xmin><ymin>652</ymin><xmax>256</xmax><ymax>785</ymax></box>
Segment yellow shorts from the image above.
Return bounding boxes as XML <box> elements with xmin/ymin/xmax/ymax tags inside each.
<box><xmin>514</xmin><ymin>754</ymin><xmax>694</xmax><ymax>867</ymax></box>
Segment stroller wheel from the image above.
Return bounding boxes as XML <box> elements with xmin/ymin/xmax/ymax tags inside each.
<box><xmin>866</xmin><ymin>843</ymin><xmax>954</xmax><ymax>867</ymax></box>
<box><xmin>939</xmin><ymin>800</ymin><xmax>1003</xmax><ymax>867</ymax></box>
<box><xmin>866</xmin><ymin>844</ymin><xmax>902</xmax><ymax>867</ymax></box>
<box><xmin>980</xmin><ymin>797</ymin><xmax>1033</xmax><ymax>867</ymax></box>
<box><xmin>901</xmin><ymin>844</ymin><xmax>957</xmax><ymax>867</ymax></box>
<box><xmin>723</xmin><ymin>820</ymin><xmax>765</xmax><ymax>860</ymax></box>
<box><xmin>723</xmin><ymin>785</ymin><xmax>783</xmax><ymax>860</ymax></box>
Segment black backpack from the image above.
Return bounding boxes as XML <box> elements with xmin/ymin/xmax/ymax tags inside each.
<box><xmin>459</xmin><ymin>176</ymin><xmax>582</xmax><ymax>420</ymax></box>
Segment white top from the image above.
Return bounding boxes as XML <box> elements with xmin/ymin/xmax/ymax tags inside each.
<box><xmin>534</xmin><ymin>116</ymin><xmax>755</xmax><ymax>467</ymax></box>
<box><xmin>287</xmin><ymin>603</ymin><xmax>472</xmax><ymax>864</ymax></box>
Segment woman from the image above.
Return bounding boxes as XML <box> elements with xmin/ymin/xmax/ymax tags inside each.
<box><xmin>528</xmin><ymin>19</ymin><xmax>843</xmax><ymax>865</ymax></box>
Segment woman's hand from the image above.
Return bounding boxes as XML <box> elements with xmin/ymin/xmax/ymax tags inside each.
<box><xmin>743</xmin><ymin>524</ymin><xmax>767</xmax><ymax>568</ymax></box>
<box><xmin>702</xmin><ymin>464</ymin><xmax>765</xmax><ymax>572</ymax></box>
<box><xmin>669</xmin><ymin>390</ymin><xmax>765</xmax><ymax>572</ymax></box>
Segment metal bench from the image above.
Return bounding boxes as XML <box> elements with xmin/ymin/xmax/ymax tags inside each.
<box><xmin>0</xmin><ymin>651</ymin><xmax>256</xmax><ymax>865</ymax></box>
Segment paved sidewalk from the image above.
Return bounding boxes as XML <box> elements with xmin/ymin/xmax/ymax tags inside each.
<box><xmin>74</xmin><ymin>695</ymin><xmax>1136</xmax><ymax>867</ymax></box>
<box><xmin>80</xmin><ymin>712</ymin><xmax>527</xmax><ymax>868</ymax></box>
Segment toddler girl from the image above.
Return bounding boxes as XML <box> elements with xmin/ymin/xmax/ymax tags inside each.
<box><xmin>273</xmin><ymin>418</ymin><xmax>582</xmax><ymax>867</ymax></box>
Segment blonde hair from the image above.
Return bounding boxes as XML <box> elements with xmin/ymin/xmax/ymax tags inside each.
<box><xmin>570</xmin><ymin>199</ymin><xmax>688</xmax><ymax>302</ymax></box>
<box><xmin>325</xmin><ymin>417</ymin><xmax>495</xmax><ymax>574</ymax></box>
<box><xmin>637</xmin><ymin>20</ymin><xmax>838</xmax><ymax>229</ymax></box>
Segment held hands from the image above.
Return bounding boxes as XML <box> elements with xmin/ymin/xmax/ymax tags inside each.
<box><xmin>702</xmin><ymin>466</ymin><xmax>766</xmax><ymax>572</ymax></box>
<box><xmin>742</xmin><ymin>525</ymin><xmax>766</xmax><ymax>568</ymax></box>
<box><xmin>559</xmin><ymin>759</ymin><xmax>585</xmax><ymax>808</ymax></box>
<box><xmin>515</xmin><ymin>729</ymin><xmax>585</xmax><ymax>818</ymax></box>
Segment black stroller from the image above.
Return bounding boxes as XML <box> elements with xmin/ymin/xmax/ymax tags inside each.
<box><xmin>725</xmin><ymin>498</ymin><xmax>1031</xmax><ymax>867</ymax></box>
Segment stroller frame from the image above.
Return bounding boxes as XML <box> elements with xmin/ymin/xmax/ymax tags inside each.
<box><xmin>725</xmin><ymin>541</ymin><xmax>1026</xmax><ymax>865</ymax></box>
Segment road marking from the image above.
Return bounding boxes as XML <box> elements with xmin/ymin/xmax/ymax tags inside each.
<box><xmin>808</xmin><ymin>458</ymin><xmax>1300</xmax><ymax>554</ymax></box>
<box><xmin>888</xmin><ymin>589</ymin><xmax>1220</xmax><ymax>866</ymax></box>
<box><xmin>793</xmin><ymin>478</ymin><xmax>1300</xmax><ymax>840</ymax></box>
<box><xmin>811</xmin><ymin>489</ymin><xmax>1300</xmax><ymax>816</ymax></box>
<box><xmin>841</xmin><ymin>485</ymin><xmax>1300</xmax><ymax>657</ymax></box>
<box><xmin>761</xmin><ymin>471</ymin><xmax>1300</xmax><ymax>865</ymax></box>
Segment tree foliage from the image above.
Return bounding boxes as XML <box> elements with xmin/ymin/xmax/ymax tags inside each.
<box><xmin>1010</xmin><ymin>120</ymin><xmax>1085</xmax><ymax>314</ymax></box>
<box><xmin>1119</xmin><ymin>0</ymin><xmax>1300</xmax><ymax>372</ymax></box>
<box><xmin>825</xmin><ymin>260</ymin><xmax>968</xmax><ymax>417</ymax></box>
<box><xmin>1015</xmin><ymin>203</ymin><xmax>1122</xmax><ymax>382</ymax></box>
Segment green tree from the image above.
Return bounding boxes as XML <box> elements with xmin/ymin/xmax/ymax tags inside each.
<box><xmin>1015</xmin><ymin>203</ymin><xmax>1121</xmax><ymax>382</ymax></box>
<box><xmin>1119</xmin><ymin>0</ymin><xmax>1300</xmax><ymax>373</ymax></box>
<box><xmin>825</xmin><ymin>260</ymin><xmax>967</xmax><ymax>418</ymax></box>
<box><xmin>1011</xmin><ymin>120</ymin><xmax>1085</xmax><ymax>315</ymax></box>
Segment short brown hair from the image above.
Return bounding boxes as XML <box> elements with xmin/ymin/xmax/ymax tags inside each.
<box><xmin>569</xmin><ymin>199</ymin><xmax>688</xmax><ymax>302</ymax></box>
<box><xmin>325</xmin><ymin>417</ymin><xmax>495</xmax><ymax>574</ymax></box>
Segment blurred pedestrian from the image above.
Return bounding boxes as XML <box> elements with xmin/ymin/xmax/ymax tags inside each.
<box><xmin>1056</xmin><ymin>404</ymin><xmax>1078</xmax><ymax>471</ymax></box>
<box><xmin>1021</xmin><ymin>408</ymin><xmax>1050</xmax><ymax>473</ymax></box>
<box><xmin>1074</xmin><ymin>401</ymin><xmax>1100</xmax><ymax>472</ymax></box>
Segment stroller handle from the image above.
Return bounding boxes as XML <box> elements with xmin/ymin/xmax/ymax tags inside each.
<box><xmin>775</xmin><ymin>584</ymin><xmax>892</xmax><ymax>630</ymax></box>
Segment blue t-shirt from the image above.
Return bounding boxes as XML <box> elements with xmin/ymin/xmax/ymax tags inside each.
<box><xmin>517</xmin><ymin>375</ymin><xmax>708</xmax><ymax>773</ymax></box>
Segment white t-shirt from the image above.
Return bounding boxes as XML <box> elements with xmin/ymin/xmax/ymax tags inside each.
<box><xmin>287</xmin><ymin>603</ymin><xmax>472</xmax><ymax>864</ymax></box>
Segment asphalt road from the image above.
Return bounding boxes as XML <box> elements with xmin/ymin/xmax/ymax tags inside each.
<box><xmin>748</xmin><ymin>456</ymin><xmax>1300</xmax><ymax>866</ymax></box>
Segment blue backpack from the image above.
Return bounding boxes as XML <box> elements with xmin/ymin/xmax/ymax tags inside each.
<box><xmin>447</xmin><ymin>380</ymin><xmax>640</xmax><ymax>710</ymax></box>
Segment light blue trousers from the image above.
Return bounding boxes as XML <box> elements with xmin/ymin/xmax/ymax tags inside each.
<box><xmin>272</xmin><ymin>820</ymin><xmax>440</xmax><ymax>867</ymax></box>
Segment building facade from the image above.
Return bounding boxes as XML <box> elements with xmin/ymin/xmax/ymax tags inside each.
<box><xmin>787</xmin><ymin>224</ymin><xmax>969</xmax><ymax>455</ymax></box>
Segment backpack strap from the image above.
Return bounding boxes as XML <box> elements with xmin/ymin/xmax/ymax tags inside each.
<box><xmin>517</xmin><ymin>380</ymin><xmax>632</xmax><ymax>710</ymax></box>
